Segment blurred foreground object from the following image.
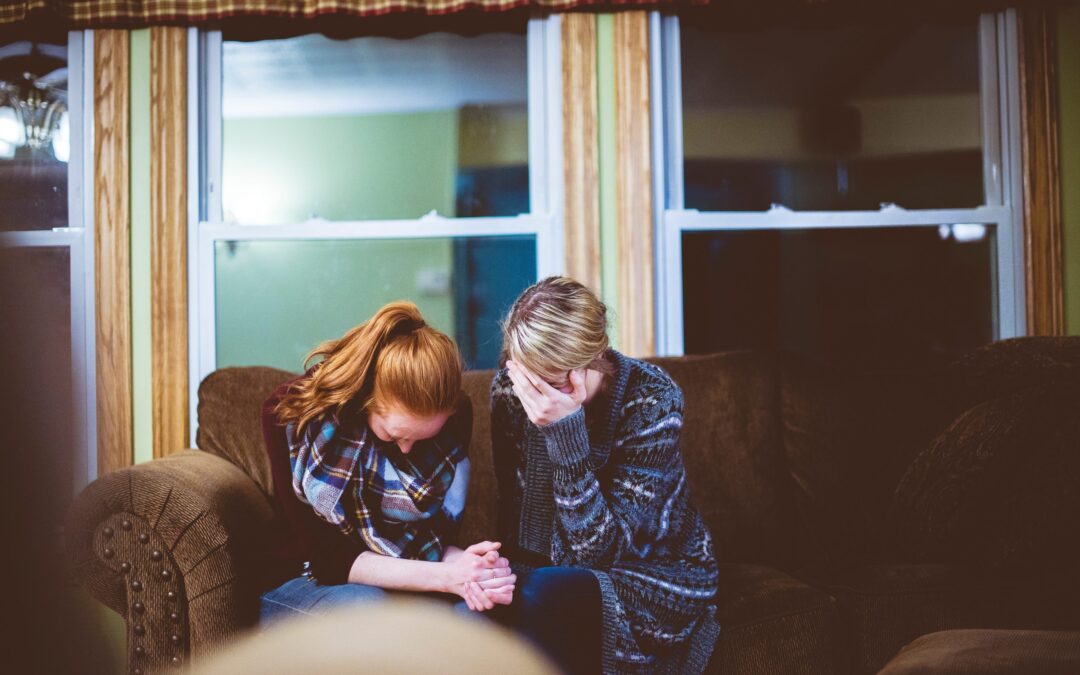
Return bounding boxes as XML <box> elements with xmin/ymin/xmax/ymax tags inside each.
<box><xmin>190</xmin><ymin>599</ymin><xmax>558</xmax><ymax>675</ymax></box>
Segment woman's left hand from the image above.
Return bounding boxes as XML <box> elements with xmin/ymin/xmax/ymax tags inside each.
<box><xmin>506</xmin><ymin>361</ymin><xmax>586</xmax><ymax>427</ymax></box>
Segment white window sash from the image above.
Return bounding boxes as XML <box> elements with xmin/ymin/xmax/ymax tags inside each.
<box><xmin>651</xmin><ymin>10</ymin><xmax>1025</xmax><ymax>357</ymax></box>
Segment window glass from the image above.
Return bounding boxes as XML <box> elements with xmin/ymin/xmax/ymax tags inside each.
<box><xmin>681</xmin><ymin>225</ymin><xmax>996</xmax><ymax>366</ymax></box>
<box><xmin>214</xmin><ymin>236</ymin><xmax>536</xmax><ymax>370</ymax></box>
<box><xmin>680</xmin><ymin>18</ymin><xmax>983</xmax><ymax>211</ymax></box>
<box><xmin>0</xmin><ymin>39</ymin><xmax>70</xmax><ymax>231</ymax></box>
<box><xmin>221</xmin><ymin>31</ymin><xmax>529</xmax><ymax>224</ymax></box>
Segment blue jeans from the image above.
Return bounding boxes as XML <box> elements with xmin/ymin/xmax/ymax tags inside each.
<box><xmin>260</xmin><ymin>575</ymin><xmax>390</xmax><ymax>628</ymax></box>
<box><xmin>491</xmin><ymin>567</ymin><xmax>602</xmax><ymax>675</ymax></box>
<box><xmin>260</xmin><ymin>575</ymin><xmax>475</xmax><ymax>629</ymax></box>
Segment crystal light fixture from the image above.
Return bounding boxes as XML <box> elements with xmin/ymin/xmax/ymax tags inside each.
<box><xmin>0</xmin><ymin>42</ymin><xmax>67</xmax><ymax>159</ymax></box>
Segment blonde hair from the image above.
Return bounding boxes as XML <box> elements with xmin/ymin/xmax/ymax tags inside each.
<box><xmin>501</xmin><ymin>276</ymin><xmax>612</xmax><ymax>380</ymax></box>
<box><xmin>275</xmin><ymin>302</ymin><xmax>462</xmax><ymax>433</ymax></box>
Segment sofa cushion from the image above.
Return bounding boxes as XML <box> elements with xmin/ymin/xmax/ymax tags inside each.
<box><xmin>878</xmin><ymin>629</ymin><xmax>1080</xmax><ymax>675</ymax></box>
<box><xmin>809</xmin><ymin>563</ymin><xmax>1003</xmax><ymax>674</ymax></box>
<box><xmin>197</xmin><ymin>366</ymin><xmax>296</xmax><ymax>496</ymax></box>
<box><xmin>707</xmin><ymin>563</ymin><xmax>840</xmax><ymax>675</ymax></box>
<box><xmin>459</xmin><ymin>369</ymin><xmax>498</xmax><ymax>546</ymax></box>
<box><xmin>892</xmin><ymin>376</ymin><xmax>1080</xmax><ymax>571</ymax></box>
<box><xmin>652</xmin><ymin>352</ymin><xmax>793</xmax><ymax>567</ymax></box>
<box><xmin>780</xmin><ymin>355</ymin><xmax>955</xmax><ymax>569</ymax></box>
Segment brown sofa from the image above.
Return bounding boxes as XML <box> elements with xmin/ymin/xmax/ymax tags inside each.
<box><xmin>65</xmin><ymin>337</ymin><xmax>1080</xmax><ymax>674</ymax></box>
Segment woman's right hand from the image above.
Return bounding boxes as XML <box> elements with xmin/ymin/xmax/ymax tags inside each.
<box><xmin>444</xmin><ymin>540</ymin><xmax>516</xmax><ymax>611</ymax></box>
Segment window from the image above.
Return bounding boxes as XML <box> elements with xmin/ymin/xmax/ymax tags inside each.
<box><xmin>191</xmin><ymin>20</ymin><xmax>561</xmax><ymax>427</ymax></box>
<box><xmin>654</xmin><ymin>11</ymin><xmax>1022</xmax><ymax>366</ymax></box>
<box><xmin>0</xmin><ymin>34</ymin><xmax>95</xmax><ymax>512</ymax></box>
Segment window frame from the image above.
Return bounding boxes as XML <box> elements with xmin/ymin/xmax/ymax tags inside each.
<box><xmin>187</xmin><ymin>18</ymin><xmax>564</xmax><ymax>440</ymax></box>
<box><xmin>0</xmin><ymin>31</ymin><xmax>96</xmax><ymax>494</ymax></box>
<box><xmin>650</xmin><ymin>10</ymin><xmax>1026</xmax><ymax>356</ymax></box>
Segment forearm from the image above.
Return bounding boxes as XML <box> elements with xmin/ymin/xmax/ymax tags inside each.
<box><xmin>541</xmin><ymin>411</ymin><xmax>625</xmax><ymax>566</ymax></box>
<box><xmin>347</xmin><ymin>551</ymin><xmax>451</xmax><ymax>593</ymax></box>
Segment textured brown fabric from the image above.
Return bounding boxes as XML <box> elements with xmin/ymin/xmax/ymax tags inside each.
<box><xmin>878</xmin><ymin>629</ymin><xmax>1080</xmax><ymax>674</ymax></box>
<box><xmin>65</xmin><ymin>451</ymin><xmax>276</xmax><ymax>669</ymax></box>
<box><xmin>459</xmin><ymin>369</ymin><xmax>499</xmax><ymax>547</ymax></box>
<box><xmin>650</xmin><ymin>352</ymin><xmax>794</xmax><ymax>567</ymax></box>
<box><xmin>812</xmin><ymin>564</ymin><xmax>1003</xmax><ymax>674</ymax></box>
<box><xmin>196</xmin><ymin>366</ymin><xmax>296</xmax><ymax>497</ymax></box>
<box><xmin>893</xmin><ymin>378</ymin><xmax>1080</xmax><ymax>570</ymax></box>
<box><xmin>780</xmin><ymin>355</ymin><xmax>955</xmax><ymax>568</ymax></box>
<box><xmin>706</xmin><ymin>564</ymin><xmax>840</xmax><ymax>674</ymax></box>
<box><xmin>951</xmin><ymin>337</ymin><xmax>1080</xmax><ymax>410</ymax></box>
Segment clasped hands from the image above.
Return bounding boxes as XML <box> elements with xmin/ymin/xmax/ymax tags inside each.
<box><xmin>506</xmin><ymin>360</ymin><xmax>587</xmax><ymax>427</ymax></box>
<box><xmin>443</xmin><ymin>540</ymin><xmax>515</xmax><ymax>612</ymax></box>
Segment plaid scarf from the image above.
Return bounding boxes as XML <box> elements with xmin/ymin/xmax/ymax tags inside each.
<box><xmin>286</xmin><ymin>413</ymin><xmax>469</xmax><ymax>562</ymax></box>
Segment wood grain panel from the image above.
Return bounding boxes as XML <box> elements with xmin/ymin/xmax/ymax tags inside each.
<box><xmin>1019</xmin><ymin>6</ymin><xmax>1065</xmax><ymax>336</ymax></box>
<box><xmin>614</xmin><ymin>11</ymin><xmax>654</xmax><ymax>357</ymax></box>
<box><xmin>562</xmin><ymin>13</ymin><xmax>602</xmax><ymax>294</ymax></box>
<box><xmin>94</xmin><ymin>30</ymin><xmax>133</xmax><ymax>475</ymax></box>
<box><xmin>150</xmin><ymin>27</ymin><xmax>189</xmax><ymax>457</ymax></box>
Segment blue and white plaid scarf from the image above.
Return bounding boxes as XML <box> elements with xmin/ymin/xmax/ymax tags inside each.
<box><xmin>286</xmin><ymin>413</ymin><xmax>470</xmax><ymax>562</ymax></box>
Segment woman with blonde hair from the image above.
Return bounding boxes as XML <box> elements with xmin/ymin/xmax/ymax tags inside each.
<box><xmin>260</xmin><ymin>302</ymin><xmax>515</xmax><ymax>624</ymax></box>
<box><xmin>491</xmin><ymin>277</ymin><xmax>720</xmax><ymax>674</ymax></box>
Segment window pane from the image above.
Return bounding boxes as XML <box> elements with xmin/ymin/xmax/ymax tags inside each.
<box><xmin>215</xmin><ymin>236</ymin><xmax>536</xmax><ymax>370</ymax></box>
<box><xmin>222</xmin><ymin>31</ymin><xmax>529</xmax><ymax>224</ymax></box>
<box><xmin>681</xmin><ymin>17</ymin><xmax>983</xmax><ymax>211</ymax></box>
<box><xmin>682</xmin><ymin>226</ymin><xmax>995</xmax><ymax>367</ymax></box>
<box><xmin>0</xmin><ymin>246</ymin><xmax>73</xmax><ymax>524</ymax></box>
<box><xmin>0</xmin><ymin>39</ymin><xmax>70</xmax><ymax>231</ymax></box>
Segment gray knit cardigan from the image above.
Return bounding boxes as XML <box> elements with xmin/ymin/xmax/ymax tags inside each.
<box><xmin>491</xmin><ymin>350</ymin><xmax>721</xmax><ymax>674</ymax></box>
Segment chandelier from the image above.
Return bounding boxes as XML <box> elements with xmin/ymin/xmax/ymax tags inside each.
<box><xmin>0</xmin><ymin>42</ymin><xmax>67</xmax><ymax>160</ymax></box>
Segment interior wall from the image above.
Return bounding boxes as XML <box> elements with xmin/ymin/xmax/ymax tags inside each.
<box><xmin>216</xmin><ymin>110</ymin><xmax>459</xmax><ymax>370</ymax></box>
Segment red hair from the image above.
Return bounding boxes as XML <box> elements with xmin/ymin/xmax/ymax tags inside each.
<box><xmin>274</xmin><ymin>302</ymin><xmax>462</xmax><ymax>432</ymax></box>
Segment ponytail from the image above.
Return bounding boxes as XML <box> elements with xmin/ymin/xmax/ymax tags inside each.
<box><xmin>275</xmin><ymin>302</ymin><xmax>462</xmax><ymax>433</ymax></box>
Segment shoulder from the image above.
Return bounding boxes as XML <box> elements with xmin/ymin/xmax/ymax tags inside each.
<box><xmin>620</xmin><ymin>356</ymin><xmax>684</xmax><ymax>415</ymax></box>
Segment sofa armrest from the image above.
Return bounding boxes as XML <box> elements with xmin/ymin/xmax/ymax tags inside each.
<box><xmin>65</xmin><ymin>450</ymin><xmax>275</xmax><ymax>673</ymax></box>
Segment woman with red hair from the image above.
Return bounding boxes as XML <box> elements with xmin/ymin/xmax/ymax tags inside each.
<box><xmin>259</xmin><ymin>302</ymin><xmax>514</xmax><ymax>624</ymax></box>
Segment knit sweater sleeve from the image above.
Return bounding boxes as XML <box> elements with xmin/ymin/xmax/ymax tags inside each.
<box><xmin>540</xmin><ymin>380</ymin><xmax>686</xmax><ymax>569</ymax></box>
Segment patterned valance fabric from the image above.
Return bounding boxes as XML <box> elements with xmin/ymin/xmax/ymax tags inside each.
<box><xmin>0</xmin><ymin>0</ymin><xmax>1037</xmax><ymax>28</ymax></box>
<box><xmin>0</xmin><ymin>0</ymin><xmax>657</xmax><ymax>26</ymax></box>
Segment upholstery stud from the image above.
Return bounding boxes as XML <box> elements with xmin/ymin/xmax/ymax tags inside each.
<box><xmin>166</xmin><ymin>590</ymin><xmax>176</xmax><ymax>601</ymax></box>
<box><xmin>170</xmin><ymin>634</ymin><xmax>180</xmax><ymax>645</ymax></box>
<box><xmin>133</xmin><ymin>669</ymin><xmax>142</xmax><ymax>675</ymax></box>
<box><xmin>134</xmin><ymin>646</ymin><xmax>144</xmax><ymax>657</ymax></box>
<box><xmin>171</xmin><ymin>656</ymin><xmax>181</xmax><ymax>666</ymax></box>
<box><xmin>150</xmin><ymin>550</ymin><xmax>162</xmax><ymax>562</ymax></box>
<box><xmin>119</xmin><ymin>562</ymin><xmax>131</xmax><ymax>574</ymax></box>
<box><xmin>102</xmin><ymin>526</ymin><xmax>114</xmax><ymax>538</ymax></box>
<box><xmin>102</xmin><ymin>548</ymin><xmax>114</xmax><ymax>559</ymax></box>
<box><xmin>133</xmin><ymin>602</ymin><xmax>145</xmax><ymax>614</ymax></box>
<box><xmin>138</xmin><ymin>533</ymin><xmax>149</xmax><ymax>544</ymax></box>
<box><xmin>131</xmin><ymin>580</ymin><xmax>143</xmax><ymax>592</ymax></box>
<box><xmin>161</xmin><ymin>569</ymin><xmax>172</xmax><ymax>580</ymax></box>
<box><xmin>169</xmin><ymin>612</ymin><xmax>179</xmax><ymax>623</ymax></box>
<box><xmin>121</xmin><ymin>520</ymin><xmax>132</xmax><ymax>531</ymax></box>
<box><xmin>133</xmin><ymin>624</ymin><xmax>145</xmax><ymax>637</ymax></box>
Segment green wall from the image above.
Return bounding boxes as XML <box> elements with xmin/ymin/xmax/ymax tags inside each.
<box><xmin>1060</xmin><ymin>4</ymin><xmax>1080</xmax><ymax>335</ymax></box>
<box><xmin>222</xmin><ymin>111</ymin><xmax>457</xmax><ymax>223</ymax></box>
<box><xmin>215</xmin><ymin>238</ymin><xmax>455</xmax><ymax>370</ymax></box>
<box><xmin>216</xmin><ymin>110</ymin><xmax>460</xmax><ymax>370</ymax></box>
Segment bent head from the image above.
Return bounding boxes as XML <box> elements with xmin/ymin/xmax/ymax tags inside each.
<box><xmin>502</xmin><ymin>276</ymin><xmax>612</xmax><ymax>392</ymax></box>
<box><xmin>276</xmin><ymin>302</ymin><xmax>462</xmax><ymax>453</ymax></box>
